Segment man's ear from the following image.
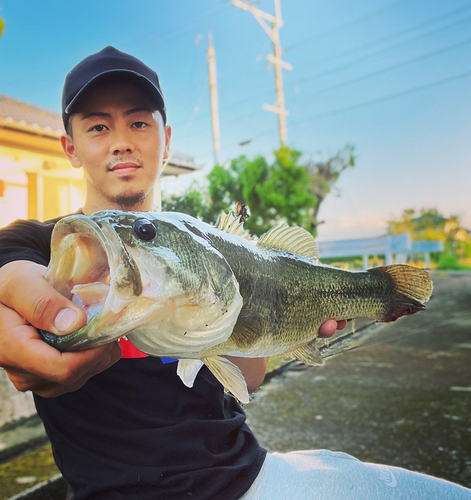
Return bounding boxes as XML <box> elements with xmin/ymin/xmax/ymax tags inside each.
<box><xmin>61</xmin><ymin>134</ymin><xmax>82</xmax><ymax>168</ymax></box>
<box><xmin>163</xmin><ymin>125</ymin><xmax>172</xmax><ymax>159</ymax></box>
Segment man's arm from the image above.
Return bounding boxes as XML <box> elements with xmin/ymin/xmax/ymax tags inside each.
<box><xmin>0</xmin><ymin>261</ymin><xmax>121</xmax><ymax>397</ymax></box>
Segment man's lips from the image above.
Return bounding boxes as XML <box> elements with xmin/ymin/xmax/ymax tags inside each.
<box><xmin>109</xmin><ymin>163</ymin><xmax>141</xmax><ymax>175</ymax></box>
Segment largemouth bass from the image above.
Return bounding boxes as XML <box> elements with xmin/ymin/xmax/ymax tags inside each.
<box><xmin>40</xmin><ymin>210</ymin><xmax>433</xmax><ymax>403</ymax></box>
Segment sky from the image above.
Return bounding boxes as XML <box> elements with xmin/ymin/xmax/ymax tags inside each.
<box><xmin>0</xmin><ymin>0</ymin><xmax>469</xmax><ymax>240</ymax></box>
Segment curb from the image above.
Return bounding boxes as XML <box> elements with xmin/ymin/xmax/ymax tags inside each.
<box><xmin>7</xmin><ymin>475</ymin><xmax>67</xmax><ymax>500</ymax></box>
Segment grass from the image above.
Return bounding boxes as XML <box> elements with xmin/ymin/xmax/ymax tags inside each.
<box><xmin>0</xmin><ymin>445</ymin><xmax>60</xmax><ymax>500</ymax></box>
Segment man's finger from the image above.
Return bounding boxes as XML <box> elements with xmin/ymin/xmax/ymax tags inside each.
<box><xmin>22</xmin><ymin>341</ymin><xmax>122</xmax><ymax>397</ymax></box>
<box><xmin>5</xmin><ymin>341</ymin><xmax>122</xmax><ymax>394</ymax></box>
<box><xmin>318</xmin><ymin>319</ymin><xmax>338</xmax><ymax>338</ymax></box>
<box><xmin>337</xmin><ymin>319</ymin><xmax>347</xmax><ymax>330</ymax></box>
<box><xmin>0</xmin><ymin>261</ymin><xmax>87</xmax><ymax>334</ymax></box>
<box><xmin>21</xmin><ymin>338</ymin><xmax>119</xmax><ymax>385</ymax></box>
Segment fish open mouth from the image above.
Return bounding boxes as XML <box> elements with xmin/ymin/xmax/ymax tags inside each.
<box><xmin>45</xmin><ymin>217</ymin><xmax>115</xmax><ymax>322</ymax></box>
<box><xmin>40</xmin><ymin>214</ymin><xmax>143</xmax><ymax>351</ymax></box>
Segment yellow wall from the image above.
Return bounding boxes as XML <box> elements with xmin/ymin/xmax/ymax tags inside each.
<box><xmin>0</xmin><ymin>135</ymin><xmax>86</xmax><ymax>227</ymax></box>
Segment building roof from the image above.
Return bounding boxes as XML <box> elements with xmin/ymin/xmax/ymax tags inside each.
<box><xmin>0</xmin><ymin>94</ymin><xmax>64</xmax><ymax>138</ymax></box>
<box><xmin>0</xmin><ymin>94</ymin><xmax>203</xmax><ymax>174</ymax></box>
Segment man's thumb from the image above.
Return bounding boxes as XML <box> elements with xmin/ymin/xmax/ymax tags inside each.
<box><xmin>53</xmin><ymin>307</ymin><xmax>84</xmax><ymax>334</ymax></box>
<box><xmin>0</xmin><ymin>262</ymin><xmax>87</xmax><ymax>335</ymax></box>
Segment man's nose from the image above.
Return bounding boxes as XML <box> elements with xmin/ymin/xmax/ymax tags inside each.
<box><xmin>110</xmin><ymin>129</ymin><xmax>134</xmax><ymax>155</ymax></box>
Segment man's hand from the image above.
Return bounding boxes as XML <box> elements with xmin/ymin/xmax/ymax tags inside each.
<box><xmin>0</xmin><ymin>261</ymin><xmax>121</xmax><ymax>397</ymax></box>
<box><xmin>318</xmin><ymin>319</ymin><xmax>347</xmax><ymax>338</ymax></box>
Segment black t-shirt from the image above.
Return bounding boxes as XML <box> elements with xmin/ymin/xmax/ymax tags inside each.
<box><xmin>0</xmin><ymin>216</ymin><xmax>266</xmax><ymax>500</ymax></box>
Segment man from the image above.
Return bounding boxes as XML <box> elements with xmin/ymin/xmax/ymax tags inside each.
<box><xmin>0</xmin><ymin>47</ymin><xmax>469</xmax><ymax>499</ymax></box>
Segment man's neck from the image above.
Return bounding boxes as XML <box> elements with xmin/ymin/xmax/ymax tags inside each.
<box><xmin>81</xmin><ymin>197</ymin><xmax>156</xmax><ymax>215</ymax></box>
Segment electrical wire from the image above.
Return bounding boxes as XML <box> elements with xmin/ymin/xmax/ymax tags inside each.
<box><xmin>175</xmin><ymin>37</ymin><xmax>471</xmax><ymax>144</ymax></box>
<box><xmin>120</xmin><ymin>3</ymin><xmax>230</xmax><ymax>50</ymax></box>
<box><xmin>296</xmin><ymin>3</ymin><xmax>471</xmax><ymax>68</ymax></box>
<box><xmin>285</xmin><ymin>71</ymin><xmax>471</xmax><ymax>130</ymax></box>
<box><xmin>173</xmin><ymin>11</ymin><xmax>471</xmax><ymax>129</ymax></box>
<box><xmin>292</xmin><ymin>37</ymin><xmax>471</xmax><ymax>100</ymax></box>
<box><xmin>198</xmin><ymin>69</ymin><xmax>471</xmax><ymax>159</ymax></box>
<box><xmin>285</xmin><ymin>0</ymin><xmax>420</xmax><ymax>51</ymax></box>
<box><xmin>289</xmin><ymin>16</ymin><xmax>471</xmax><ymax>85</ymax></box>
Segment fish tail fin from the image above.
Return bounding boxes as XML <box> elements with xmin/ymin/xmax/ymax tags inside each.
<box><xmin>370</xmin><ymin>264</ymin><xmax>433</xmax><ymax>322</ymax></box>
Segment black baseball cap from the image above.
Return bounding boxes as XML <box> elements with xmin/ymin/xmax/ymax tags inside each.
<box><xmin>62</xmin><ymin>46</ymin><xmax>166</xmax><ymax>130</ymax></box>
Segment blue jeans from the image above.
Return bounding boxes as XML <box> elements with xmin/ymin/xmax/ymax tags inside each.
<box><xmin>240</xmin><ymin>450</ymin><xmax>471</xmax><ymax>499</ymax></box>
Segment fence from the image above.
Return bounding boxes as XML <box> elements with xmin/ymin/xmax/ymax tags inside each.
<box><xmin>317</xmin><ymin>233</ymin><xmax>443</xmax><ymax>269</ymax></box>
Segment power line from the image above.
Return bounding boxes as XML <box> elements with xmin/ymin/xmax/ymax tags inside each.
<box><xmin>287</xmin><ymin>71</ymin><xmax>471</xmax><ymax>128</ymax></box>
<box><xmin>121</xmin><ymin>4</ymin><xmax>230</xmax><ymax>50</ymax></box>
<box><xmin>285</xmin><ymin>0</ymin><xmax>419</xmax><ymax>51</ymax></box>
<box><xmin>289</xmin><ymin>16</ymin><xmax>471</xmax><ymax>86</ymax></box>
<box><xmin>293</xmin><ymin>4</ymin><xmax>471</xmax><ymax>67</ymax></box>
<box><xmin>203</xmin><ymin>70</ymin><xmax>471</xmax><ymax>157</ymax></box>
<box><xmin>174</xmin><ymin>34</ymin><xmax>471</xmax><ymax>139</ymax></box>
<box><xmin>175</xmin><ymin>13</ymin><xmax>471</xmax><ymax>129</ymax></box>
<box><xmin>293</xmin><ymin>38</ymin><xmax>471</xmax><ymax>100</ymax></box>
<box><xmin>208</xmin><ymin>4</ymin><xmax>471</xmax><ymax>93</ymax></box>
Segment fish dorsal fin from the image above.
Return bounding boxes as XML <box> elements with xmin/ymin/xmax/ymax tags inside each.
<box><xmin>257</xmin><ymin>224</ymin><xmax>318</xmax><ymax>262</ymax></box>
<box><xmin>216</xmin><ymin>212</ymin><xmax>253</xmax><ymax>242</ymax></box>
<box><xmin>202</xmin><ymin>355</ymin><xmax>250</xmax><ymax>404</ymax></box>
<box><xmin>285</xmin><ymin>341</ymin><xmax>324</xmax><ymax>366</ymax></box>
<box><xmin>177</xmin><ymin>359</ymin><xmax>204</xmax><ymax>388</ymax></box>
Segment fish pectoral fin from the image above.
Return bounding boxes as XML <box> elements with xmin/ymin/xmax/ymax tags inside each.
<box><xmin>203</xmin><ymin>356</ymin><xmax>250</xmax><ymax>405</ymax></box>
<box><xmin>230</xmin><ymin>310</ymin><xmax>263</xmax><ymax>349</ymax></box>
<box><xmin>285</xmin><ymin>342</ymin><xmax>324</xmax><ymax>366</ymax></box>
<box><xmin>177</xmin><ymin>359</ymin><xmax>204</xmax><ymax>388</ymax></box>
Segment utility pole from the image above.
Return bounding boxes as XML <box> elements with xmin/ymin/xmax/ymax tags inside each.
<box><xmin>232</xmin><ymin>0</ymin><xmax>292</xmax><ymax>146</ymax></box>
<box><xmin>207</xmin><ymin>31</ymin><xmax>221</xmax><ymax>165</ymax></box>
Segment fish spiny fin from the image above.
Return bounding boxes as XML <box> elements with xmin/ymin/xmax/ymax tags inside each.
<box><xmin>177</xmin><ymin>359</ymin><xmax>204</xmax><ymax>388</ymax></box>
<box><xmin>216</xmin><ymin>212</ymin><xmax>253</xmax><ymax>241</ymax></box>
<box><xmin>257</xmin><ymin>224</ymin><xmax>318</xmax><ymax>262</ymax></box>
<box><xmin>285</xmin><ymin>341</ymin><xmax>325</xmax><ymax>366</ymax></box>
<box><xmin>203</xmin><ymin>355</ymin><xmax>250</xmax><ymax>404</ymax></box>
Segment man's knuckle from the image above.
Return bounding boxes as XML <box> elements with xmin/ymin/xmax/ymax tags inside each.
<box><xmin>31</xmin><ymin>295</ymin><xmax>54</xmax><ymax>324</ymax></box>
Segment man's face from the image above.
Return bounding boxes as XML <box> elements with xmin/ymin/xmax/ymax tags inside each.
<box><xmin>62</xmin><ymin>81</ymin><xmax>171</xmax><ymax>213</ymax></box>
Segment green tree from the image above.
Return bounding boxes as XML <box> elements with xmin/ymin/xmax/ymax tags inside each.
<box><xmin>303</xmin><ymin>145</ymin><xmax>355</xmax><ymax>234</ymax></box>
<box><xmin>162</xmin><ymin>188</ymin><xmax>208</xmax><ymax>220</ymax></box>
<box><xmin>163</xmin><ymin>145</ymin><xmax>355</xmax><ymax>238</ymax></box>
<box><xmin>207</xmin><ymin>146</ymin><xmax>316</xmax><ymax>236</ymax></box>
<box><xmin>0</xmin><ymin>17</ymin><xmax>4</xmax><ymax>38</ymax></box>
<box><xmin>388</xmin><ymin>208</ymin><xmax>471</xmax><ymax>268</ymax></box>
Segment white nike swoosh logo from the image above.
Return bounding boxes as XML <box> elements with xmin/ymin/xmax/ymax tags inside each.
<box><xmin>380</xmin><ymin>468</ymin><xmax>398</xmax><ymax>488</ymax></box>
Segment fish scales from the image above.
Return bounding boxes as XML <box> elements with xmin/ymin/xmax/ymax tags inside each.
<box><xmin>199</xmin><ymin>249</ymin><xmax>394</xmax><ymax>356</ymax></box>
<box><xmin>40</xmin><ymin>210</ymin><xmax>433</xmax><ymax>403</ymax></box>
<box><xmin>178</xmin><ymin>224</ymin><xmax>392</xmax><ymax>352</ymax></box>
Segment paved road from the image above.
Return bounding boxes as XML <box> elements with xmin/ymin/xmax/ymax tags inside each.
<box><xmin>244</xmin><ymin>271</ymin><xmax>471</xmax><ymax>488</ymax></box>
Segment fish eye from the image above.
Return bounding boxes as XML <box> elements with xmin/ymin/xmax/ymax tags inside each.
<box><xmin>133</xmin><ymin>220</ymin><xmax>156</xmax><ymax>241</ymax></box>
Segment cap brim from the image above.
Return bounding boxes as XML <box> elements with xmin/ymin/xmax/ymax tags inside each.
<box><xmin>65</xmin><ymin>69</ymin><xmax>166</xmax><ymax>123</ymax></box>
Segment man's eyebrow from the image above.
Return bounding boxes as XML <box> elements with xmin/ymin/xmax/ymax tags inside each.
<box><xmin>81</xmin><ymin>111</ymin><xmax>111</xmax><ymax>120</ymax></box>
<box><xmin>80</xmin><ymin>108</ymin><xmax>153</xmax><ymax>120</ymax></box>
<box><xmin>123</xmin><ymin>107</ymin><xmax>154</xmax><ymax>117</ymax></box>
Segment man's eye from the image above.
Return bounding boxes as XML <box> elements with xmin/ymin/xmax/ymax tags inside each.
<box><xmin>132</xmin><ymin>121</ymin><xmax>148</xmax><ymax>129</ymax></box>
<box><xmin>90</xmin><ymin>124</ymin><xmax>108</xmax><ymax>132</ymax></box>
